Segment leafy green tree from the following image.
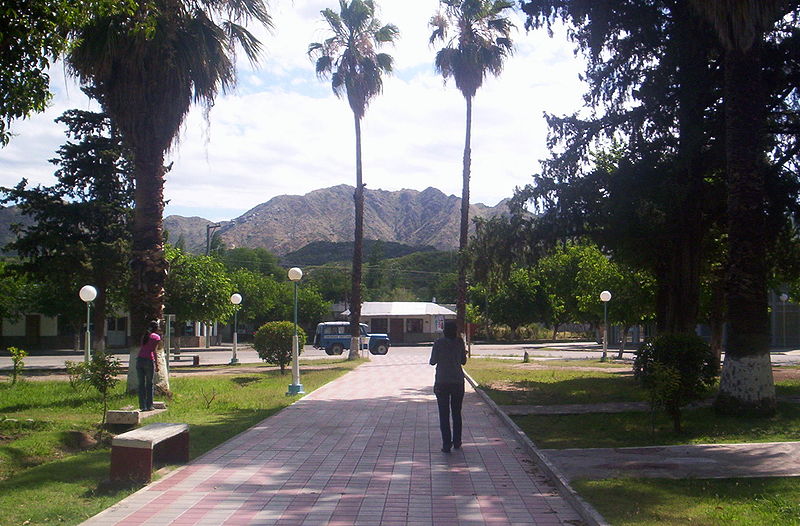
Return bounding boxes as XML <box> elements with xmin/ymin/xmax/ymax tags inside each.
<box><xmin>164</xmin><ymin>246</ymin><xmax>235</xmax><ymax>330</ymax></box>
<box><xmin>0</xmin><ymin>261</ymin><xmax>30</xmax><ymax>322</ymax></box>
<box><xmin>1</xmin><ymin>105</ymin><xmax>133</xmax><ymax>351</ymax></box>
<box><xmin>305</xmin><ymin>265</ymin><xmax>351</xmax><ymax>304</ymax></box>
<box><xmin>0</xmin><ymin>1</ymin><xmax>126</xmax><ymax>145</ymax></box>
<box><xmin>254</xmin><ymin>321</ymin><xmax>307</xmax><ymax>374</ymax></box>
<box><xmin>430</xmin><ymin>0</ymin><xmax>514</xmax><ymax>337</ymax></box>
<box><xmin>487</xmin><ymin>266</ymin><xmax>542</xmax><ymax>337</ymax></box>
<box><xmin>66</xmin><ymin>0</ymin><xmax>272</xmax><ymax>348</ymax></box>
<box><xmin>534</xmin><ymin>244</ymin><xmax>583</xmax><ymax>338</ymax></box>
<box><xmin>229</xmin><ymin>269</ymin><xmax>281</xmax><ymax>328</ymax></box>
<box><xmin>219</xmin><ymin>247</ymin><xmax>283</xmax><ymax>279</ymax></box>
<box><xmin>609</xmin><ymin>265</ymin><xmax>656</xmax><ymax>357</ymax></box>
<box><xmin>309</xmin><ymin>0</ymin><xmax>399</xmax><ymax>358</ymax></box>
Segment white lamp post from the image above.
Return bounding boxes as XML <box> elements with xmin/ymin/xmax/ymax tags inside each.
<box><xmin>287</xmin><ymin>267</ymin><xmax>304</xmax><ymax>395</ymax></box>
<box><xmin>79</xmin><ymin>285</ymin><xmax>97</xmax><ymax>362</ymax></box>
<box><xmin>780</xmin><ymin>293</ymin><xmax>789</xmax><ymax>348</ymax></box>
<box><xmin>600</xmin><ymin>290</ymin><xmax>612</xmax><ymax>362</ymax></box>
<box><xmin>229</xmin><ymin>293</ymin><xmax>242</xmax><ymax>365</ymax></box>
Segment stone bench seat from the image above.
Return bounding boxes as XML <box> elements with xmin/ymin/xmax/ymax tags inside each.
<box><xmin>171</xmin><ymin>353</ymin><xmax>200</xmax><ymax>366</ymax></box>
<box><xmin>110</xmin><ymin>422</ymin><xmax>189</xmax><ymax>482</ymax></box>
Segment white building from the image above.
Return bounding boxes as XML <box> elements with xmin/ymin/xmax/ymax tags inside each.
<box><xmin>345</xmin><ymin>302</ymin><xmax>456</xmax><ymax>344</ymax></box>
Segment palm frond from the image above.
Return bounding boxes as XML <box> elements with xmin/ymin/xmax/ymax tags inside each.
<box><xmin>224</xmin><ymin>21</ymin><xmax>264</xmax><ymax>65</ymax></box>
<box><xmin>375</xmin><ymin>52</ymin><xmax>393</xmax><ymax>72</ymax></box>
<box><xmin>429</xmin><ymin>0</ymin><xmax>515</xmax><ymax>98</ymax></box>
<box><xmin>315</xmin><ymin>55</ymin><xmax>334</xmax><ymax>78</ymax></box>
<box><xmin>209</xmin><ymin>0</ymin><xmax>272</xmax><ymax>29</ymax></box>
<box><xmin>429</xmin><ymin>12</ymin><xmax>448</xmax><ymax>44</ymax></box>
<box><xmin>309</xmin><ymin>0</ymin><xmax>397</xmax><ymax>117</ymax></box>
<box><xmin>321</xmin><ymin>8</ymin><xmax>346</xmax><ymax>39</ymax></box>
<box><xmin>374</xmin><ymin>23</ymin><xmax>399</xmax><ymax>44</ymax></box>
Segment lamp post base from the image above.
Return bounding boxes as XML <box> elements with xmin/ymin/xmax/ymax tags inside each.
<box><xmin>228</xmin><ymin>358</ymin><xmax>240</xmax><ymax>365</ymax></box>
<box><xmin>287</xmin><ymin>383</ymin><xmax>305</xmax><ymax>396</ymax></box>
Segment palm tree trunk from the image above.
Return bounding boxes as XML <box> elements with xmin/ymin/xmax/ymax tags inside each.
<box><xmin>349</xmin><ymin>113</ymin><xmax>364</xmax><ymax>360</ymax></box>
<box><xmin>456</xmin><ymin>95</ymin><xmax>472</xmax><ymax>338</ymax></box>
<box><xmin>126</xmin><ymin>147</ymin><xmax>168</xmax><ymax>391</ymax></box>
<box><xmin>714</xmin><ymin>41</ymin><xmax>775</xmax><ymax>416</ymax></box>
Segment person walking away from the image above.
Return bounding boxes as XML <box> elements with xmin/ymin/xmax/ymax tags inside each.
<box><xmin>430</xmin><ymin>320</ymin><xmax>467</xmax><ymax>452</ymax></box>
<box><xmin>137</xmin><ymin>321</ymin><xmax>161</xmax><ymax>411</ymax></box>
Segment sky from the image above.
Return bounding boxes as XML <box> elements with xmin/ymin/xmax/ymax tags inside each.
<box><xmin>0</xmin><ymin>1</ymin><xmax>587</xmax><ymax>222</ymax></box>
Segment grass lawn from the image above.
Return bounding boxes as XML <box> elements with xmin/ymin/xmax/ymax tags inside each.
<box><xmin>469</xmin><ymin>358</ymin><xmax>800</xmax><ymax>525</ymax></box>
<box><xmin>0</xmin><ymin>359</ymin><xmax>363</xmax><ymax>526</ymax></box>
<box><xmin>513</xmin><ymin>402</ymin><xmax>800</xmax><ymax>449</ymax></box>
<box><xmin>465</xmin><ymin>358</ymin><xmax>647</xmax><ymax>405</ymax></box>
<box><xmin>574</xmin><ymin>477</ymin><xmax>800</xmax><ymax>526</ymax></box>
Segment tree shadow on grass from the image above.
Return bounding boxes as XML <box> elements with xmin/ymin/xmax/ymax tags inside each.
<box><xmin>231</xmin><ymin>377</ymin><xmax>261</xmax><ymax>388</ymax></box>
<box><xmin>482</xmin><ymin>375</ymin><xmax>648</xmax><ymax>405</ymax></box>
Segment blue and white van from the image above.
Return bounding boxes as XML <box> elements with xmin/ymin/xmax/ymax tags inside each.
<box><xmin>313</xmin><ymin>321</ymin><xmax>390</xmax><ymax>355</ymax></box>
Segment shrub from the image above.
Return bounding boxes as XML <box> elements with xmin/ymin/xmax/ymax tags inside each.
<box><xmin>8</xmin><ymin>347</ymin><xmax>27</xmax><ymax>385</ymax></box>
<box><xmin>65</xmin><ymin>361</ymin><xmax>88</xmax><ymax>391</ymax></box>
<box><xmin>633</xmin><ymin>333</ymin><xmax>718</xmax><ymax>433</ymax></box>
<box><xmin>254</xmin><ymin>321</ymin><xmax>307</xmax><ymax>374</ymax></box>
<box><xmin>84</xmin><ymin>352</ymin><xmax>122</xmax><ymax>428</ymax></box>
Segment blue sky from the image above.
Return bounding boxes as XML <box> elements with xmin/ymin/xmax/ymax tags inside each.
<box><xmin>0</xmin><ymin>1</ymin><xmax>586</xmax><ymax>222</ymax></box>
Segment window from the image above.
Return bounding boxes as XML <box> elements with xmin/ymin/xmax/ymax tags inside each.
<box><xmin>406</xmin><ymin>318</ymin><xmax>423</xmax><ymax>333</ymax></box>
<box><xmin>371</xmin><ymin>318</ymin><xmax>389</xmax><ymax>333</ymax></box>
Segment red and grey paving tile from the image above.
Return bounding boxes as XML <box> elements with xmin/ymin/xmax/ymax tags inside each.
<box><xmin>82</xmin><ymin>352</ymin><xmax>582</xmax><ymax>525</ymax></box>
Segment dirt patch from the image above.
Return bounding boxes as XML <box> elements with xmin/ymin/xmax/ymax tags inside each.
<box><xmin>512</xmin><ymin>362</ymin><xmax>634</xmax><ymax>374</ymax></box>
<box><xmin>773</xmin><ymin>367</ymin><xmax>800</xmax><ymax>381</ymax></box>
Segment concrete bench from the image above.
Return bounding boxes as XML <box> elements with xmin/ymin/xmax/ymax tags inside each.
<box><xmin>171</xmin><ymin>353</ymin><xmax>200</xmax><ymax>366</ymax></box>
<box><xmin>110</xmin><ymin>422</ymin><xmax>189</xmax><ymax>482</ymax></box>
<box><xmin>106</xmin><ymin>402</ymin><xmax>167</xmax><ymax>426</ymax></box>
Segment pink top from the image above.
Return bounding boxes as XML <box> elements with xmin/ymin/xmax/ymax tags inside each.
<box><xmin>138</xmin><ymin>333</ymin><xmax>161</xmax><ymax>361</ymax></box>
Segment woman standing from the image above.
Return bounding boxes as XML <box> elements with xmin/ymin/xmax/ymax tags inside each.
<box><xmin>429</xmin><ymin>320</ymin><xmax>467</xmax><ymax>452</ymax></box>
<box><xmin>137</xmin><ymin>321</ymin><xmax>161</xmax><ymax>411</ymax></box>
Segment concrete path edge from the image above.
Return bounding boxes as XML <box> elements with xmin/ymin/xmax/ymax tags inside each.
<box><xmin>464</xmin><ymin>371</ymin><xmax>611</xmax><ymax>526</ymax></box>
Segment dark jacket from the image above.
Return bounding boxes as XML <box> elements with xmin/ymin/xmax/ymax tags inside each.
<box><xmin>429</xmin><ymin>336</ymin><xmax>467</xmax><ymax>385</ymax></box>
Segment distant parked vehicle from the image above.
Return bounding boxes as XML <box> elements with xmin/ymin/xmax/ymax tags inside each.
<box><xmin>313</xmin><ymin>321</ymin><xmax>390</xmax><ymax>355</ymax></box>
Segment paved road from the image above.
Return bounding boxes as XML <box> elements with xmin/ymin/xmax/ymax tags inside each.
<box><xmin>3</xmin><ymin>341</ymin><xmax>800</xmax><ymax>371</ymax></box>
<box><xmin>82</xmin><ymin>351</ymin><xmax>584</xmax><ymax>526</ymax></box>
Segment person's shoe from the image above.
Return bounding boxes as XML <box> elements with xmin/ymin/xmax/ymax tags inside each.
<box><xmin>453</xmin><ymin>442</ymin><xmax>462</xmax><ymax>450</ymax></box>
<box><xmin>441</xmin><ymin>447</ymin><xmax>451</xmax><ymax>453</ymax></box>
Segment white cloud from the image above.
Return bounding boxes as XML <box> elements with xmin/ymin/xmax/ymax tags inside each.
<box><xmin>0</xmin><ymin>2</ymin><xmax>587</xmax><ymax>222</ymax></box>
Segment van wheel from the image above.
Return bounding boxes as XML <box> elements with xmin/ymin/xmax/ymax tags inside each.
<box><xmin>372</xmin><ymin>343</ymin><xmax>388</xmax><ymax>355</ymax></box>
<box><xmin>331</xmin><ymin>343</ymin><xmax>344</xmax><ymax>355</ymax></box>
<box><xmin>325</xmin><ymin>348</ymin><xmax>335</xmax><ymax>356</ymax></box>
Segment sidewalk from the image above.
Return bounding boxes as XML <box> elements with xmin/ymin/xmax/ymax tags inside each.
<box><xmin>82</xmin><ymin>352</ymin><xmax>585</xmax><ymax>526</ymax></box>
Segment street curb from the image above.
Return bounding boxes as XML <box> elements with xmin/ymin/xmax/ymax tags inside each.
<box><xmin>464</xmin><ymin>371</ymin><xmax>610</xmax><ymax>526</ymax></box>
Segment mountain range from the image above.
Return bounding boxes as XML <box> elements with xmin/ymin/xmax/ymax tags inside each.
<box><xmin>0</xmin><ymin>186</ymin><xmax>509</xmax><ymax>256</ymax></box>
<box><xmin>164</xmin><ymin>185</ymin><xmax>509</xmax><ymax>255</ymax></box>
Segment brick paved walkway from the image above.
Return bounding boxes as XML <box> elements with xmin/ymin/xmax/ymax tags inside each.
<box><xmin>82</xmin><ymin>352</ymin><xmax>583</xmax><ymax>526</ymax></box>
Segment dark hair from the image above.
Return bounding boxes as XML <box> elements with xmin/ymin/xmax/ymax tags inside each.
<box><xmin>141</xmin><ymin>320</ymin><xmax>160</xmax><ymax>346</ymax></box>
<box><xmin>443</xmin><ymin>320</ymin><xmax>457</xmax><ymax>339</ymax></box>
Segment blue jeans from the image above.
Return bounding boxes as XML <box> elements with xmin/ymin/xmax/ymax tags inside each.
<box><xmin>136</xmin><ymin>357</ymin><xmax>155</xmax><ymax>411</ymax></box>
<box><xmin>434</xmin><ymin>382</ymin><xmax>464</xmax><ymax>449</ymax></box>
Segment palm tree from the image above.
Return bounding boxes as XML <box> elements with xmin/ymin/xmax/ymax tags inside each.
<box><xmin>309</xmin><ymin>0</ymin><xmax>398</xmax><ymax>359</ymax></box>
<box><xmin>691</xmin><ymin>1</ymin><xmax>786</xmax><ymax>415</ymax></box>
<box><xmin>67</xmin><ymin>0</ymin><xmax>271</xmax><ymax>382</ymax></box>
<box><xmin>429</xmin><ymin>0</ymin><xmax>514</xmax><ymax>338</ymax></box>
